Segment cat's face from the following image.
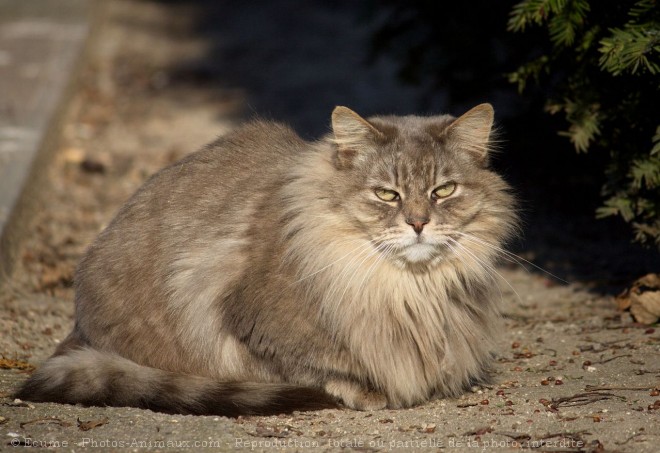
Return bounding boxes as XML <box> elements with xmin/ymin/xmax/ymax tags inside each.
<box><xmin>331</xmin><ymin>105</ymin><xmax>516</xmax><ymax>269</ymax></box>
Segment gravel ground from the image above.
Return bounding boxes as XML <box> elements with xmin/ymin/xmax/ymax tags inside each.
<box><xmin>1</xmin><ymin>1</ymin><xmax>659</xmax><ymax>452</ymax></box>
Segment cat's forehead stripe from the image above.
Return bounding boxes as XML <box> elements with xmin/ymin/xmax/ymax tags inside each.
<box><xmin>398</xmin><ymin>152</ymin><xmax>437</xmax><ymax>193</ymax></box>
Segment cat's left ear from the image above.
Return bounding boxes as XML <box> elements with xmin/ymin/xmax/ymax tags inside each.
<box><xmin>445</xmin><ymin>103</ymin><xmax>494</xmax><ymax>165</ymax></box>
<box><xmin>331</xmin><ymin>106</ymin><xmax>383</xmax><ymax>168</ymax></box>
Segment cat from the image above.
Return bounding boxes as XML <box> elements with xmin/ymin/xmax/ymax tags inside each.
<box><xmin>17</xmin><ymin>104</ymin><xmax>518</xmax><ymax>416</ymax></box>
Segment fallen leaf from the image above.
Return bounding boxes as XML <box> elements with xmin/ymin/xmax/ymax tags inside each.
<box><xmin>0</xmin><ymin>358</ymin><xmax>35</xmax><ymax>372</ymax></box>
<box><xmin>420</xmin><ymin>423</ymin><xmax>436</xmax><ymax>433</ymax></box>
<box><xmin>617</xmin><ymin>274</ymin><xmax>660</xmax><ymax>324</ymax></box>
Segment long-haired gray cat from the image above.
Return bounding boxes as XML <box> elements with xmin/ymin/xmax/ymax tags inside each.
<box><xmin>17</xmin><ymin>104</ymin><xmax>517</xmax><ymax>416</ymax></box>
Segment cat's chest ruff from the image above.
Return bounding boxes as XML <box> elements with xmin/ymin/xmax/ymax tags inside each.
<box><xmin>329</xmin><ymin>252</ymin><xmax>498</xmax><ymax>406</ymax></box>
<box><xmin>325</xmin><ymin>265</ymin><xmax>461</xmax><ymax>402</ymax></box>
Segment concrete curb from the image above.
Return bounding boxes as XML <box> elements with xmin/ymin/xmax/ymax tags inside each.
<box><xmin>0</xmin><ymin>0</ymin><xmax>101</xmax><ymax>283</ymax></box>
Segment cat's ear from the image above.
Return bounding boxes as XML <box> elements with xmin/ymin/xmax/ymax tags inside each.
<box><xmin>445</xmin><ymin>103</ymin><xmax>494</xmax><ymax>164</ymax></box>
<box><xmin>331</xmin><ymin>106</ymin><xmax>382</xmax><ymax>168</ymax></box>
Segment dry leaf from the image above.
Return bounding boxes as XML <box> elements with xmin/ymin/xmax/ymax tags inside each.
<box><xmin>420</xmin><ymin>423</ymin><xmax>436</xmax><ymax>433</ymax></box>
<box><xmin>617</xmin><ymin>274</ymin><xmax>660</xmax><ymax>324</ymax></box>
<box><xmin>0</xmin><ymin>358</ymin><xmax>35</xmax><ymax>372</ymax></box>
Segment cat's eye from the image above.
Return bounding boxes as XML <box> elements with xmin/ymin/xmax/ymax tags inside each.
<box><xmin>432</xmin><ymin>182</ymin><xmax>456</xmax><ymax>199</ymax></box>
<box><xmin>375</xmin><ymin>188</ymin><xmax>400</xmax><ymax>202</ymax></box>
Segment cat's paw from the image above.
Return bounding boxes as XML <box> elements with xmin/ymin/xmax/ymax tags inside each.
<box><xmin>324</xmin><ymin>379</ymin><xmax>387</xmax><ymax>411</ymax></box>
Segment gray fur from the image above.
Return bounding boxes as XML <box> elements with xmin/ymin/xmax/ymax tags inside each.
<box><xmin>17</xmin><ymin>104</ymin><xmax>518</xmax><ymax>415</ymax></box>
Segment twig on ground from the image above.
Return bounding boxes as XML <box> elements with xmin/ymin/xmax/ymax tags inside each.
<box><xmin>585</xmin><ymin>385</ymin><xmax>657</xmax><ymax>391</ymax></box>
<box><xmin>20</xmin><ymin>417</ymin><xmax>73</xmax><ymax>429</ymax></box>
<box><xmin>551</xmin><ymin>392</ymin><xmax>625</xmax><ymax>410</ymax></box>
<box><xmin>595</xmin><ymin>354</ymin><xmax>633</xmax><ymax>364</ymax></box>
<box><xmin>615</xmin><ymin>432</ymin><xmax>647</xmax><ymax>445</ymax></box>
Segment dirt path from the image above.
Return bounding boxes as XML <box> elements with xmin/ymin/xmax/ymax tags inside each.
<box><xmin>1</xmin><ymin>2</ymin><xmax>658</xmax><ymax>451</ymax></box>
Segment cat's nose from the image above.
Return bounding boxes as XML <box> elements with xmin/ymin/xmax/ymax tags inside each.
<box><xmin>405</xmin><ymin>217</ymin><xmax>429</xmax><ymax>235</ymax></box>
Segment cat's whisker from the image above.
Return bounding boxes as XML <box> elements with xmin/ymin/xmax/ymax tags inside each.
<box><xmin>445</xmin><ymin>239</ymin><xmax>491</xmax><ymax>283</ymax></box>
<box><xmin>289</xmin><ymin>239</ymin><xmax>372</xmax><ymax>286</ymax></box>
<box><xmin>331</xmin><ymin>241</ymin><xmax>389</xmax><ymax>305</ymax></box>
<box><xmin>445</xmin><ymin>239</ymin><xmax>488</xmax><ymax>281</ymax></box>
<box><xmin>453</xmin><ymin>237</ymin><xmax>520</xmax><ymax>267</ymax></box>
<box><xmin>455</xmin><ymin>232</ymin><xmax>569</xmax><ymax>284</ymax></box>
<box><xmin>445</xmin><ymin>239</ymin><xmax>504</xmax><ymax>304</ymax></box>
<box><xmin>280</xmin><ymin>239</ymin><xmax>375</xmax><ymax>310</ymax></box>
<box><xmin>324</xmin><ymin>241</ymin><xmax>383</xmax><ymax>306</ymax></box>
<box><xmin>449</xmin><ymin>238</ymin><xmax>522</xmax><ymax>304</ymax></box>
<box><xmin>353</xmin><ymin>243</ymin><xmax>396</xmax><ymax>300</ymax></box>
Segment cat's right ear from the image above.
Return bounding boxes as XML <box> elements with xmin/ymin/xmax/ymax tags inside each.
<box><xmin>444</xmin><ymin>103</ymin><xmax>494</xmax><ymax>165</ymax></box>
<box><xmin>331</xmin><ymin>106</ymin><xmax>382</xmax><ymax>169</ymax></box>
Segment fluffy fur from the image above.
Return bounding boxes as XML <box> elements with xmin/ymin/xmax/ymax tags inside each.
<box><xmin>17</xmin><ymin>104</ymin><xmax>518</xmax><ymax>415</ymax></box>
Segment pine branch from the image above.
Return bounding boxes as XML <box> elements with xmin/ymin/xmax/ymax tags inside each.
<box><xmin>599</xmin><ymin>26</ymin><xmax>660</xmax><ymax>75</ymax></box>
<box><xmin>549</xmin><ymin>99</ymin><xmax>601</xmax><ymax>152</ymax></box>
<box><xmin>548</xmin><ymin>0</ymin><xmax>590</xmax><ymax>46</ymax></box>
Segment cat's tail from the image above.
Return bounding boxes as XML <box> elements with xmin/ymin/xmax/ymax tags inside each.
<box><xmin>15</xmin><ymin>348</ymin><xmax>338</xmax><ymax>416</ymax></box>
